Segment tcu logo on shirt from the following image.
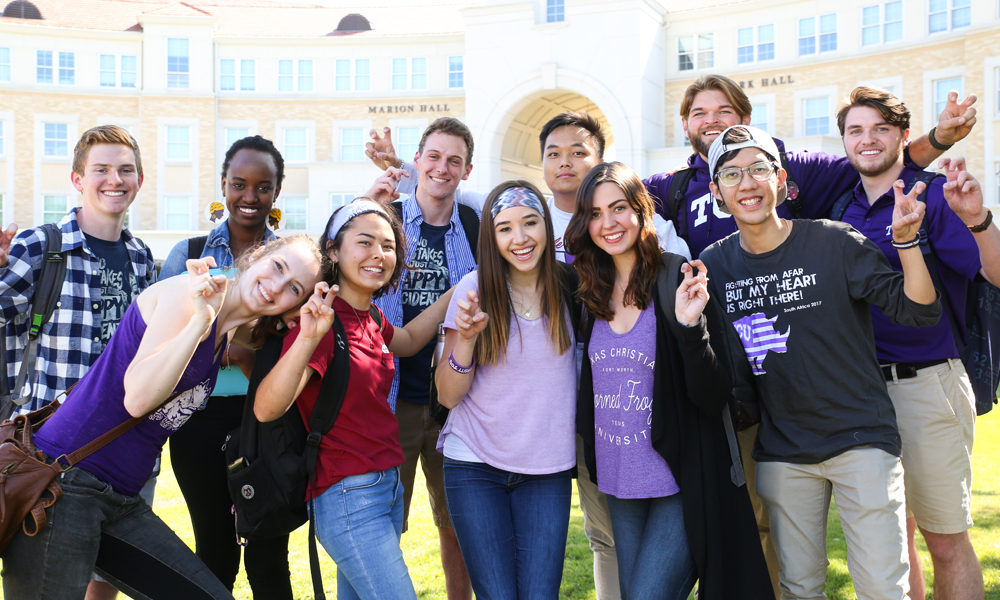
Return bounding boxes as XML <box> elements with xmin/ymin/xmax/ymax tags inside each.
<box><xmin>691</xmin><ymin>193</ymin><xmax>732</xmax><ymax>227</ymax></box>
<box><xmin>885</xmin><ymin>225</ymin><xmax>893</xmax><ymax>237</ymax></box>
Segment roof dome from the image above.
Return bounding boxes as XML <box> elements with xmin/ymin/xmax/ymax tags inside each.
<box><xmin>335</xmin><ymin>13</ymin><xmax>371</xmax><ymax>32</ymax></box>
<box><xmin>2</xmin><ymin>0</ymin><xmax>43</xmax><ymax>19</ymax></box>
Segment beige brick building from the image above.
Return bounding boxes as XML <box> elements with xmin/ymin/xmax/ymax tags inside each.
<box><xmin>0</xmin><ymin>0</ymin><xmax>996</xmax><ymax>257</ymax></box>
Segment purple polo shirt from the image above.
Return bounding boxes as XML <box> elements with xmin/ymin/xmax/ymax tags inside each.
<box><xmin>841</xmin><ymin>164</ymin><xmax>981</xmax><ymax>364</ymax></box>
<box><xmin>643</xmin><ymin>139</ymin><xmax>860</xmax><ymax>258</ymax></box>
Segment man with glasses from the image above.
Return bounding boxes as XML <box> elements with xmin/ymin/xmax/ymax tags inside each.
<box><xmin>700</xmin><ymin>125</ymin><xmax>940</xmax><ymax>600</ymax></box>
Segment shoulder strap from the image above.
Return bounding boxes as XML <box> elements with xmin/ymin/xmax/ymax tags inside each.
<box><xmin>388</xmin><ymin>200</ymin><xmax>404</xmax><ymax>221</ymax></box>
<box><xmin>779</xmin><ymin>151</ymin><xmax>802</xmax><ymax>219</ymax></box>
<box><xmin>187</xmin><ymin>235</ymin><xmax>209</xmax><ymax>262</ymax></box>
<box><xmin>666</xmin><ymin>168</ymin><xmax>697</xmax><ymax>242</ymax></box>
<box><xmin>368</xmin><ymin>304</ymin><xmax>382</xmax><ymax>330</ymax></box>
<box><xmin>829</xmin><ymin>189</ymin><xmax>853</xmax><ymax>221</ymax></box>
<box><xmin>12</xmin><ymin>224</ymin><xmax>69</xmax><ymax>406</ymax></box>
<box><xmin>555</xmin><ymin>262</ymin><xmax>581</xmax><ymax>334</ymax></box>
<box><xmin>655</xmin><ymin>252</ymin><xmax>746</xmax><ymax>487</ymax></box>
<box><xmin>456</xmin><ymin>203</ymin><xmax>480</xmax><ymax>262</ymax></box>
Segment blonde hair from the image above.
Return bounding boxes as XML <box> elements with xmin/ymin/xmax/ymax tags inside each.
<box><xmin>73</xmin><ymin>125</ymin><xmax>143</xmax><ymax>176</ymax></box>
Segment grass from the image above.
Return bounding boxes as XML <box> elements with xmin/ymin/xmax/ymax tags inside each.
<box><xmin>5</xmin><ymin>417</ymin><xmax>999</xmax><ymax>598</ymax></box>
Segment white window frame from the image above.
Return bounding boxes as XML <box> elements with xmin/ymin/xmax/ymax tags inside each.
<box><xmin>737</xmin><ymin>25</ymin><xmax>774</xmax><ymax>65</ymax></box>
<box><xmin>396</xmin><ymin>126</ymin><xmax>422</xmax><ymax>163</ymax></box>
<box><xmin>335</xmin><ymin>59</ymin><xmax>371</xmax><ymax>92</ymax></box>
<box><xmin>799</xmin><ymin>15</ymin><xmax>837</xmax><ymax>56</ymax></box>
<box><xmin>278</xmin><ymin>59</ymin><xmax>313</xmax><ymax>93</ymax></box>
<box><xmin>278</xmin><ymin>121</ymin><xmax>314</xmax><ymax>163</ymax></box>
<box><xmin>331</xmin><ymin>193</ymin><xmax>356</xmax><ymax>212</ymax></box>
<box><xmin>165</xmin><ymin>125</ymin><xmax>191</xmax><ymax>162</ymax></box>
<box><xmin>859</xmin><ymin>76</ymin><xmax>904</xmax><ymax>100</ymax></box>
<box><xmin>220</xmin><ymin>58</ymin><xmax>255</xmax><ymax>92</ymax></box>
<box><xmin>793</xmin><ymin>86</ymin><xmax>838</xmax><ymax>138</ymax></box>
<box><xmin>340</xmin><ymin>128</ymin><xmax>365</xmax><ymax>163</ymax></box>
<box><xmin>546</xmin><ymin>0</ymin><xmax>565</xmax><ymax>23</ymax></box>
<box><xmin>224</xmin><ymin>127</ymin><xmax>250</xmax><ymax>149</ymax></box>
<box><xmin>164</xmin><ymin>196</ymin><xmax>193</xmax><ymax>230</ymax></box>
<box><xmin>58</xmin><ymin>52</ymin><xmax>74</xmax><ymax>85</ymax></box>
<box><xmin>332</xmin><ymin>120</ymin><xmax>371</xmax><ymax>162</ymax></box>
<box><xmin>0</xmin><ymin>47</ymin><xmax>9</xmax><ymax>83</ymax></box>
<box><xmin>391</xmin><ymin>58</ymin><xmax>427</xmax><ymax>91</ymax></box>
<box><xmin>100</xmin><ymin>54</ymin><xmax>116</xmax><ymax>87</ymax></box>
<box><xmin>42</xmin><ymin>195</ymin><xmax>70</xmax><ymax>224</ymax></box>
<box><xmin>167</xmin><ymin>38</ymin><xmax>190</xmax><ymax>89</ymax></box>
<box><xmin>36</xmin><ymin>50</ymin><xmax>53</xmax><ymax>84</ymax></box>
<box><xmin>677</xmin><ymin>34</ymin><xmax>714</xmax><ymax>72</ymax></box>
<box><xmin>929</xmin><ymin>0</ymin><xmax>971</xmax><ymax>34</ymax></box>
<box><xmin>448</xmin><ymin>56</ymin><xmax>464</xmax><ymax>89</ymax></box>
<box><xmin>281</xmin><ymin>196</ymin><xmax>308</xmax><ymax>232</ymax></box>
<box><xmin>43</xmin><ymin>122</ymin><xmax>69</xmax><ymax>158</ymax></box>
<box><xmin>283</xmin><ymin>128</ymin><xmax>308</xmax><ymax>163</ymax></box>
<box><xmin>861</xmin><ymin>1</ymin><xmax>903</xmax><ymax>47</ymax></box>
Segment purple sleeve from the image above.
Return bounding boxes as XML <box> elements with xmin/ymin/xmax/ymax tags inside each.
<box><xmin>785</xmin><ymin>151</ymin><xmax>862</xmax><ymax>219</ymax></box>
<box><xmin>643</xmin><ymin>172</ymin><xmax>674</xmax><ymax>221</ymax></box>
<box><xmin>443</xmin><ymin>272</ymin><xmax>479</xmax><ymax>331</ymax></box>
<box><xmin>925</xmin><ymin>182</ymin><xmax>982</xmax><ymax>281</ymax></box>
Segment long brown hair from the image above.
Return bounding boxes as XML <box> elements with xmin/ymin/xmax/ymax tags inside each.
<box><xmin>476</xmin><ymin>180</ymin><xmax>571</xmax><ymax>365</ymax></box>
<box><xmin>564</xmin><ymin>162</ymin><xmax>661</xmax><ymax>322</ymax></box>
<box><xmin>318</xmin><ymin>203</ymin><xmax>408</xmax><ymax>299</ymax></box>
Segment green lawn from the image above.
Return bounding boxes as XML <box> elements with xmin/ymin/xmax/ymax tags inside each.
<box><xmin>6</xmin><ymin>416</ymin><xmax>999</xmax><ymax>599</ymax></box>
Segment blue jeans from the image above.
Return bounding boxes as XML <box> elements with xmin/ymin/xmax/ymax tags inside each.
<box><xmin>443</xmin><ymin>458</ymin><xmax>571</xmax><ymax>600</ymax></box>
<box><xmin>1</xmin><ymin>463</ymin><xmax>232</xmax><ymax>600</ymax></box>
<box><xmin>310</xmin><ymin>467</ymin><xmax>417</xmax><ymax>600</ymax></box>
<box><xmin>607</xmin><ymin>494</ymin><xmax>697</xmax><ymax>600</ymax></box>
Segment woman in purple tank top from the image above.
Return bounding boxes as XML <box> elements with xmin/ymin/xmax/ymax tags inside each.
<box><xmin>564</xmin><ymin>162</ymin><xmax>774</xmax><ymax>600</ymax></box>
<box><xmin>2</xmin><ymin>235</ymin><xmax>329</xmax><ymax>600</ymax></box>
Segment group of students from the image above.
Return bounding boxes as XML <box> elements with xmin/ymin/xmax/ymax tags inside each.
<box><xmin>0</xmin><ymin>72</ymin><xmax>991</xmax><ymax>600</ymax></box>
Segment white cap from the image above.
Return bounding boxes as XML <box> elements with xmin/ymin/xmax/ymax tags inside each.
<box><xmin>707</xmin><ymin>125</ymin><xmax>781</xmax><ymax>178</ymax></box>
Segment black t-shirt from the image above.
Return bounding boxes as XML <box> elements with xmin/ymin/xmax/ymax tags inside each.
<box><xmin>85</xmin><ymin>233</ymin><xmax>137</xmax><ymax>346</ymax></box>
<box><xmin>700</xmin><ymin>220</ymin><xmax>941</xmax><ymax>464</ymax></box>
<box><xmin>399</xmin><ymin>222</ymin><xmax>450</xmax><ymax>404</ymax></box>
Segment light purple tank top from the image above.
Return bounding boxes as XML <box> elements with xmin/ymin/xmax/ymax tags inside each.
<box><xmin>35</xmin><ymin>301</ymin><xmax>222</xmax><ymax>496</ymax></box>
<box><xmin>590</xmin><ymin>304</ymin><xmax>679</xmax><ymax>499</ymax></box>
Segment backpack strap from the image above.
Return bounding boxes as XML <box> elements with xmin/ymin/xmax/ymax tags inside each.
<box><xmin>11</xmin><ymin>223</ymin><xmax>69</xmax><ymax>406</ymax></box>
<box><xmin>666</xmin><ymin>168</ymin><xmax>698</xmax><ymax>242</ymax></box>
<box><xmin>779</xmin><ymin>151</ymin><xmax>802</xmax><ymax>219</ymax></box>
<box><xmin>829</xmin><ymin>189</ymin><xmax>853</xmax><ymax>222</ymax></box>
<box><xmin>456</xmin><ymin>203</ymin><xmax>480</xmax><ymax>262</ymax></box>
<box><xmin>555</xmin><ymin>261</ymin><xmax>581</xmax><ymax>335</ymax></box>
<box><xmin>368</xmin><ymin>304</ymin><xmax>382</xmax><ymax>330</ymax></box>
<box><xmin>187</xmin><ymin>235</ymin><xmax>209</xmax><ymax>262</ymax></box>
<box><xmin>655</xmin><ymin>252</ymin><xmax>746</xmax><ymax>487</ymax></box>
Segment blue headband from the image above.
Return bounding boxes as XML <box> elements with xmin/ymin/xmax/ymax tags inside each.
<box><xmin>327</xmin><ymin>200</ymin><xmax>390</xmax><ymax>241</ymax></box>
<box><xmin>490</xmin><ymin>187</ymin><xmax>546</xmax><ymax>219</ymax></box>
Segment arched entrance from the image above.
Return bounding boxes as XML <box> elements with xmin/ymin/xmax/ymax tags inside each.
<box><xmin>498</xmin><ymin>91</ymin><xmax>615</xmax><ymax>192</ymax></box>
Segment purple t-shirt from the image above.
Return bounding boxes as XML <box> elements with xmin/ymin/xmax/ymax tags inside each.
<box><xmin>590</xmin><ymin>305</ymin><xmax>678</xmax><ymax>499</ymax></box>
<box><xmin>643</xmin><ymin>140</ymin><xmax>860</xmax><ymax>258</ymax></box>
<box><xmin>36</xmin><ymin>301</ymin><xmax>222</xmax><ymax>496</ymax></box>
<box><xmin>841</xmin><ymin>164</ymin><xmax>981</xmax><ymax>363</ymax></box>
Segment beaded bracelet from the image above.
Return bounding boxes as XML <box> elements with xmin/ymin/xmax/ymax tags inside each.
<box><xmin>891</xmin><ymin>236</ymin><xmax>921</xmax><ymax>250</ymax></box>
<box><xmin>448</xmin><ymin>351</ymin><xmax>475</xmax><ymax>374</ymax></box>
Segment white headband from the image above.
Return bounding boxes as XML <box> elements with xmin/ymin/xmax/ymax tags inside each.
<box><xmin>327</xmin><ymin>200</ymin><xmax>390</xmax><ymax>241</ymax></box>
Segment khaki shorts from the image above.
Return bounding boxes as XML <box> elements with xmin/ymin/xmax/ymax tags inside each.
<box><xmin>395</xmin><ymin>399</ymin><xmax>451</xmax><ymax>532</ymax></box>
<box><xmin>885</xmin><ymin>359</ymin><xmax>975</xmax><ymax>534</ymax></box>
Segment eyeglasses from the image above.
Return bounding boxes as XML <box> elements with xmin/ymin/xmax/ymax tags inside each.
<box><xmin>715</xmin><ymin>161</ymin><xmax>778</xmax><ymax>187</ymax></box>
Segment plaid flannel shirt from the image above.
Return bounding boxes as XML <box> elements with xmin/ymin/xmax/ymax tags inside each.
<box><xmin>0</xmin><ymin>208</ymin><xmax>157</xmax><ymax>413</ymax></box>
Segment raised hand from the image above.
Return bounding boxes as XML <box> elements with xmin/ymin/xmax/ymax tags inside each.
<box><xmin>0</xmin><ymin>223</ymin><xmax>17</xmax><ymax>268</ymax></box>
<box><xmin>891</xmin><ymin>179</ymin><xmax>927</xmax><ymax>243</ymax></box>
<box><xmin>365</xmin><ymin>127</ymin><xmax>401</xmax><ymax>171</ymax></box>
<box><xmin>675</xmin><ymin>259</ymin><xmax>710</xmax><ymax>327</ymax></box>
<box><xmin>186</xmin><ymin>256</ymin><xmax>228</xmax><ymax>327</ymax></box>
<box><xmin>935</xmin><ymin>91</ymin><xmax>977</xmax><ymax>146</ymax></box>
<box><xmin>298</xmin><ymin>282</ymin><xmax>338</xmax><ymax>341</ymax></box>
<box><xmin>939</xmin><ymin>157</ymin><xmax>987</xmax><ymax>227</ymax></box>
<box><xmin>455</xmin><ymin>288</ymin><xmax>488</xmax><ymax>341</ymax></box>
<box><xmin>364</xmin><ymin>166</ymin><xmax>410</xmax><ymax>205</ymax></box>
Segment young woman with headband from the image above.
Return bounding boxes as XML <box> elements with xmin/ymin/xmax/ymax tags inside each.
<box><xmin>564</xmin><ymin>161</ymin><xmax>773</xmax><ymax>600</ymax></box>
<box><xmin>435</xmin><ymin>181</ymin><xmax>579</xmax><ymax>599</ymax></box>
<box><xmin>252</xmin><ymin>200</ymin><xmax>453</xmax><ymax>600</ymax></box>
<box><xmin>2</xmin><ymin>235</ymin><xmax>328</xmax><ymax>599</ymax></box>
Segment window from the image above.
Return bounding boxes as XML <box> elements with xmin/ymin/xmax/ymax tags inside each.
<box><xmin>804</xmin><ymin>97</ymin><xmax>830</xmax><ymax>135</ymax></box>
<box><xmin>43</xmin><ymin>123</ymin><xmax>68</xmax><ymax>157</ymax></box>
<box><xmin>165</xmin><ymin>197</ymin><xmax>191</xmax><ymax>229</ymax></box>
<box><xmin>678</xmin><ymin>34</ymin><xmax>713</xmax><ymax>71</ymax></box>
<box><xmin>0</xmin><ymin>48</ymin><xmax>10</xmax><ymax>82</ymax></box>
<box><xmin>392</xmin><ymin>58</ymin><xmax>427</xmax><ymax>91</ymax></box>
<box><xmin>37</xmin><ymin>50</ymin><xmax>52</xmax><ymax>84</ymax></box>
<box><xmin>284</xmin><ymin>128</ymin><xmax>307</xmax><ymax>161</ymax></box>
<box><xmin>278</xmin><ymin>60</ymin><xmax>312</xmax><ymax>92</ymax></box>
<box><xmin>0</xmin><ymin>121</ymin><xmax>5</xmax><ymax>155</ymax></box>
<box><xmin>225</xmin><ymin>127</ymin><xmax>249</xmax><ymax>148</ymax></box>
<box><xmin>283</xmin><ymin>197</ymin><xmax>307</xmax><ymax>231</ymax></box>
<box><xmin>166</xmin><ymin>126</ymin><xmax>190</xmax><ymax>160</ymax></box>
<box><xmin>929</xmin><ymin>0</ymin><xmax>970</xmax><ymax>33</ymax></box>
<box><xmin>750</xmin><ymin>104</ymin><xmax>769</xmax><ymax>133</ymax></box>
<box><xmin>546</xmin><ymin>0</ymin><xmax>565</xmax><ymax>23</ymax></box>
<box><xmin>340</xmin><ymin>128</ymin><xmax>364</xmax><ymax>162</ymax></box>
<box><xmin>863</xmin><ymin>2</ymin><xmax>903</xmax><ymax>46</ymax></box>
<box><xmin>331</xmin><ymin>193</ymin><xmax>355</xmax><ymax>210</ymax></box>
<box><xmin>449</xmin><ymin>56</ymin><xmax>464</xmax><ymax>88</ymax></box>
<box><xmin>934</xmin><ymin>77</ymin><xmax>963</xmax><ymax>116</ymax></box>
<box><xmin>737</xmin><ymin>25</ymin><xmax>774</xmax><ymax>64</ymax></box>
<box><xmin>799</xmin><ymin>15</ymin><xmax>837</xmax><ymax>56</ymax></box>
<box><xmin>100</xmin><ymin>55</ymin><xmax>116</xmax><ymax>87</ymax></box>
<box><xmin>121</xmin><ymin>56</ymin><xmax>137</xmax><ymax>88</ymax></box>
<box><xmin>167</xmin><ymin>38</ymin><xmax>189</xmax><ymax>89</ymax></box>
<box><xmin>397</xmin><ymin>127</ymin><xmax>420</xmax><ymax>161</ymax></box>
<box><xmin>221</xmin><ymin>59</ymin><xmax>255</xmax><ymax>91</ymax></box>
<box><xmin>335</xmin><ymin>59</ymin><xmax>370</xmax><ymax>92</ymax></box>
<box><xmin>43</xmin><ymin>196</ymin><xmax>68</xmax><ymax>224</ymax></box>
<box><xmin>58</xmin><ymin>52</ymin><xmax>74</xmax><ymax>85</ymax></box>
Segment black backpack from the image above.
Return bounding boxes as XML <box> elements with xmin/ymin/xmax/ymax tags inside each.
<box><xmin>0</xmin><ymin>223</ymin><xmax>68</xmax><ymax>421</ymax></box>
<box><xmin>829</xmin><ymin>171</ymin><xmax>999</xmax><ymax>415</ymax></box>
<box><xmin>224</xmin><ymin>307</ymin><xmax>381</xmax><ymax>600</ymax></box>
<box><xmin>665</xmin><ymin>151</ymin><xmax>801</xmax><ymax>242</ymax></box>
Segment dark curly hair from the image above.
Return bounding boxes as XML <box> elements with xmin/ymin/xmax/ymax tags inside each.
<box><xmin>221</xmin><ymin>135</ymin><xmax>285</xmax><ymax>183</ymax></box>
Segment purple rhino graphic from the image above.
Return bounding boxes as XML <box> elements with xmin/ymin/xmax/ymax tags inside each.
<box><xmin>732</xmin><ymin>313</ymin><xmax>790</xmax><ymax>375</ymax></box>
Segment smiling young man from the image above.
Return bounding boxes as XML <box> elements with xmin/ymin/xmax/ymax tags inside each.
<box><xmin>699</xmin><ymin>125</ymin><xmax>941</xmax><ymax>600</ymax></box>
<box><xmin>835</xmin><ymin>87</ymin><xmax>998</xmax><ymax>600</ymax></box>
<box><xmin>0</xmin><ymin>124</ymin><xmax>157</xmax><ymax>600</ymax></box>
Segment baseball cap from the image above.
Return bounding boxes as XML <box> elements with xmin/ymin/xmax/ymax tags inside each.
<box><xmin>707</xmin><ymin>125</ymin><xmax>781</xmax><ymax>178</ymax></box>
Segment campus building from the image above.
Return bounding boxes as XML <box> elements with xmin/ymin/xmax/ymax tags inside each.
<box><xmin>0</xmin><ymin>0</ymin><xmax>997</xmax><ymax>256</ymax></box>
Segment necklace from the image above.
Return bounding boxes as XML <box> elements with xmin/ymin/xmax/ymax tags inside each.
<box><xmin>616</xmin><ymin>277</ymin><xmax>628</xmax><ymax>294</ymax></box>
<box><xmin>507</xmin><ymin>281</ymin><xmax>538</xmax><ymax>319</ymax></box>
<box><xmin>350</xmin><ymin>304</ymin><xmax>386</xmax><ymax>366</ymax></box>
